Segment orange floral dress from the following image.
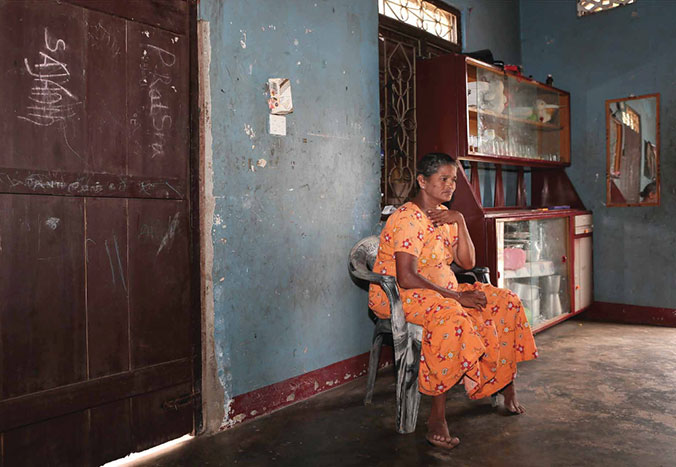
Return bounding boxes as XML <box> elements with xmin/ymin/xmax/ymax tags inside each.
<box><xmin>368</xmin><ymin>202</ymin><xmax>538</xmax><ymax>398</ymax></box>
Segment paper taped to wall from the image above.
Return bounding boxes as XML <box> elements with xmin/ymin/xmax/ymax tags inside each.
<box><xmin>268</xmin><ymin>78</ymin><xmax>293</xmax><ymax>115</ymax></box>
<box><xmin>269</xmin><ymin>114</ymin><xmax>286</xmax><ymax>136</ymax></box>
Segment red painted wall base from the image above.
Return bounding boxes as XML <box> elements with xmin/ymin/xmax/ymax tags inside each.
<box><xmin>577</xmin><ymin>301</ymin><xmax>676</xmax><ymax>327</ymax></box>
<box><xmin>222</xmin><ymin>346</ymin><xmax>394</xmax><ymax>430</ymax></box>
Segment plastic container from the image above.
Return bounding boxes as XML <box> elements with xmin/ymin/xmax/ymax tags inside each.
<box><xmin>510</xmin><ymin>281</ymin><xmax>540</xmax><ymax>302</ymax></box>
<box><xmin>540</xmin><ymin>275</ymin><xmax>561</xmax><ymax>294</ymax></box>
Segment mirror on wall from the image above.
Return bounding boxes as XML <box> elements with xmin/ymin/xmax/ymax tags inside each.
<box><xmin>606</xmin><ymin>93</ymin><xmax>660</xmax><ymax>206</ymax></box>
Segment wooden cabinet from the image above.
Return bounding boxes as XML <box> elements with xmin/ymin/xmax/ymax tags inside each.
<box><xmin>573</xmin><ymin>214</ymin><xmax>593</xmax><ymax>312</ymax></box>
<box><xmin>415</xmin><ymin>53</ymin><xmax>592</xmax><ymax>332</ymax></box>
<box><xmin>489</xmin><ymin>211</ymin><xmax>593</xmax><ymax>331</ymax></box>
<box><xmin>417</xmin><ymin>53</ymin><xmax>570</xmax><ymax>167</ymax></box>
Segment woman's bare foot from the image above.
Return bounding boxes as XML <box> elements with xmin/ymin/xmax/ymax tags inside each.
<box><xmin>426</xmin><ymin>418</ymin><xmax>460</xmax><ymax>450</ymax></box>
<box><xmin>502</xmin><ymin>382</ymin><xmax>525</xmax><ymax>414</ymax></box>
<box><xmin>426</xmin><ymin>393</ymin><xmax>460</xmax><ymax>450</ymax></box>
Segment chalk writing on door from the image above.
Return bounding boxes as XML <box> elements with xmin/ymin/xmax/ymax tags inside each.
<box><xmin>18</xmin><ymin>28</ymin><xmax>79</xmax><ymax>127</ymax></box>
<box><xmin>139</xmin><ymin>38</ymin><xmax>176</xmax><ymax>160</ymax></box>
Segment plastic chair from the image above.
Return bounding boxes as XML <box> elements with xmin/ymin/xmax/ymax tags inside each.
<box><xmin>348</xmin><ymin>235</ymin><xmax>490</xmax><ymax>434</ymax></box>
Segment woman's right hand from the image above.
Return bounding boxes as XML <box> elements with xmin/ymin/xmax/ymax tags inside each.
<box><xmin>453</xmin><ymin>290</ymin><xmax>487</xmax><ymax>310</ymax></box>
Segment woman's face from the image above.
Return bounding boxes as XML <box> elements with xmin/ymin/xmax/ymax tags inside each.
<box><xmin>419</xmin><ymin>163</ymin><xmax>458</xmax><ymax>203</ymax></box>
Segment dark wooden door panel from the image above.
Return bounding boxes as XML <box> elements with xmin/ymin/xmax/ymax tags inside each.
<box><xmin>127</xmin><ymin>21</ymin><xmax>190</xmax><ymax>180</ymax></box>
<box><xmin>0</xmin><ymin>194</ymin><xmax>86</xmax><ymax>398</ymax></box>
<box><xmin>0</xmin><ymin>1</ymin><xmax>87</xmax><ymax>174</ymax></box>
<box><xmin>85</xmin><ymin>197</ymin><xmax>130</xmax><ymax>378</ymax></box>
<box><xmin>63</xmin><ymin>0</ymin><xmax>189</xmax><ymax>36</ymax></box>
<box><xmin>85</xmin><ymin>9</ymin><xmax>128</xmax><ymax>174</ymax></box>
<box><xmin>89</xmin><ymin>399</ymin><xmax>133</xmax><ymax>467</ymax></box>
<box><xmin>3</xmin><ymin>399</ymin><xmax>135</xmax><ymax>467</ymax></box>
<box><xmin>0</xmin><ymin>1</ymin><xmax>189</xmax><ymax>186</ymax></box>
<box><xmin>129</xmin><ymin>199</ymin><xmax>191</xmax><ymax>368</ymax></box>
<box><xmin>0</xmin><ymin>359</ymin><xmax>191</xmax><ymax>434</ymax></box>
<box><xmin>3</xmin><ymin>411</ymin><xmax>88</xmax><ymax>467</ymax></box>
<box><xmin>0</xmin><ymin>1</ymin><xmax>196</xmax><ymax>465</ymax></box>
<box><xmin>132</xmin><ymin>382</ymin><xmax>193</xmax><ymax>452</ymax></box>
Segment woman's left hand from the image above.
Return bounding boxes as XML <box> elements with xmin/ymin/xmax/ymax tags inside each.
<box><xmin>427</xmin><ymin>209</ymin><xmax>464</xmax><ymax>227</ymax></box>
<box><xmin>455</xmin><ymin>290</ymin><xmax>487</xmax><ymax>310</ymax></box>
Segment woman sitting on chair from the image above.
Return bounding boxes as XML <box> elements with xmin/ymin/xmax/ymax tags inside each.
<box><xmin>369</xmin><ymin>152</ymin><xmax>537</xmax><ymax>450</ymax></box>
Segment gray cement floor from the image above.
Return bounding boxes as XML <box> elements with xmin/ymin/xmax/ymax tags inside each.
<box><xmin>130</xmin><ymin>321</ymin><xmax>676</xmax><ymax>466</ymax></box>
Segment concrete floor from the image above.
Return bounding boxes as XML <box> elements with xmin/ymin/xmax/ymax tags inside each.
<box><xmin>131</xmin><ymin>321</ymin><xmax>676</xmax><ymax>467</ymax></box>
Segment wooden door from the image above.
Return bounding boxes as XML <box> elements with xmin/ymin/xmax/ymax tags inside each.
<box><xmin>0</xmin><ymin>1</ymin><xmax>199</xmax><ymax>465</ymax></box>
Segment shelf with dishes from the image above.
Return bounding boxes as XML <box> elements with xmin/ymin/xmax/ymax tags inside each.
<box><xmin>468</xmin><ymin>107</ymin><xmax>563</xmax><ymax>130</ymax></box>
<box><xmin>464</xmin><ymin>60</ymin><xmax>569</xmax><ymax>165</ymax></box>
<box><xmin>467</xmin><ymin>101</ymin><xmax>566</xmax><ymax>162</ymax></box>
<box><xmin>466</xmin><ymin>140</ymin><xmax>562</xmax><ymax>162</ymax></box>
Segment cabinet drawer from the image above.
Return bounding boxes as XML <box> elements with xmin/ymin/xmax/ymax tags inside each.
<box><xmin>574</xmin><ymin>214</ymin><xmax>593</xmax><ymax>234</ymax></box>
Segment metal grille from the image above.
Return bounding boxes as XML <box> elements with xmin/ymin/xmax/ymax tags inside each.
<box><xmin>378</xmin><ymin>0</ymin><xmax>458</xmax><ymax>44</ymax></box>
<box><xmin>577</xmin><ymin>0</ymin><xmax>635</xmax><ymax>17</ymax></box>
<box><xmin>379</xmin><ymin>32</ymin><xmax>417</xmax><ymax>206</ymax></box>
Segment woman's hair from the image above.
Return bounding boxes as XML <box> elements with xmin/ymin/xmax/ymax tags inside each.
<box><xmin>406</xmin><ymin>152</ymin><xmax>459</xmax><ymax>201</ymax></box>
<box><xmin>417</xmin><ymin>152</ymin><xmax>458</xmax><ymax>179</ymax></box>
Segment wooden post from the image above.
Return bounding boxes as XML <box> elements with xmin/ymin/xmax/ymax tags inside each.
<box><xmin>470</xmin><ymin>161</ymin><xmax>481</xmax><ymax>200</ymax></box>
<box><xmin>494</xmin><ymin>164</ymin><xmax>504</xmax><ymax>207</ymax></box>
<box><xmin>516</xmin><ymin>166</ymin><xmax>527</xmax><ymax>207</ymax></box>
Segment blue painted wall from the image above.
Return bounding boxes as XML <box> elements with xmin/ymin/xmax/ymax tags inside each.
<box><xmin>199</xmin><ymin>0</ymin><xmax>525</xmax><ymax>422</ymax></box>
<box><xmin>520</xmin><ymin>0</ymin><xmax>676</xmax><ymax>307</ymax></box>
<box><xmin>448</xmin><ymin>0</ymin><xmax>522</xmax><ymax>65</ymax></box>
<box><xmin>199</xmin><ymin>1</ymin><xmax>381</xmax><ymax>403</ymax></box>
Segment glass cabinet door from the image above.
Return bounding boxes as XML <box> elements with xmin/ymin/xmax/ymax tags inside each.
<box><xmin>466</xmin><ymin>61</ymin><xmax>570</xmax><ymax>164</ymax></box>
<box><xmin>496</xmin><ymin>217</ymin><xmax>570</xmax><ymax>327</ymax></box>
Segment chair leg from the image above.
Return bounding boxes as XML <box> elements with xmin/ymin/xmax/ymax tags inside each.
<box><xmin>364</xmin><ymin>332</ymin><xmax>384</xmax><ymax>405</ymax></box>
<box><xmin>395</xmin><ymin>339</ymin><xmax>421</xmax><ymax>434</ymax></box>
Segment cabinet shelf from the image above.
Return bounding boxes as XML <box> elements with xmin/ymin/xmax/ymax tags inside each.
<box><xmin>465</xmin><ymin>151</ymin><xmax>564</xmax><ymax>165</ymax></box>
<box><xmin>503</xmin><ymin>261</ymin><xmax>556</xmax><ymax>279</ymax></box>
<box><xmin>468</xmin><ymin>107</ymin><xmax>563</xmax><ymax>130</ymax></box>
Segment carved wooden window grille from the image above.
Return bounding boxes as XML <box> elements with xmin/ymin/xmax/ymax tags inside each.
<box><xmin>379</xmin><ymin>2</ymin><xmax>461</xmax><ymax>208</ymax></box>
<box><xmin>378</xmin><ymin>0</ymin><xmax>459</xmax><ymax>45</ymax></box>
<box><xmin>577</xmin><ymin>0</ymin><xmax>635</xmax><ymax>17</ymax></box>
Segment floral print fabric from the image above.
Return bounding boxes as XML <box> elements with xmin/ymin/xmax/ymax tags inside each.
<box><xmin>368</xmin><ymin>202</ymin><xmax>538</xmax><ymax>398</ymax></box>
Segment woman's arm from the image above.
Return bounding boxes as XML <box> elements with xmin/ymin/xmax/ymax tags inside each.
<box><xmin>427</xmin><ymin>209</ymin><xmax>476</xmax><ymax>270</ymax></box>
<box><xmin>395</xmin><ymin>251</ymin><xmax>485</xmax><ymax>309</ymax></box>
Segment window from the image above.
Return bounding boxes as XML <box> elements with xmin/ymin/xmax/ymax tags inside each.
<box><xmin>577</xmin><ymin>0</ymin><xmax>636</xmax><ymax>17</ymax></box>
<box><xmin>378</xmin><ymin>0</ymin><xmax>459</xmax><ymax>45</ymax></box>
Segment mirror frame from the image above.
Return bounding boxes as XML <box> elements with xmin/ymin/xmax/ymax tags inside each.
<box><xmin>605</xmin><ymin>93</ymin><xmax>660</xmax><ymax>207</ymax></box>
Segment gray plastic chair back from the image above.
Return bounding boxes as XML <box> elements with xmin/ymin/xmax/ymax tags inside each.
<box><xmin>348</xmin><ymin>235</ymin><xmax>422</xmax><ymax>434</ymax></box>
